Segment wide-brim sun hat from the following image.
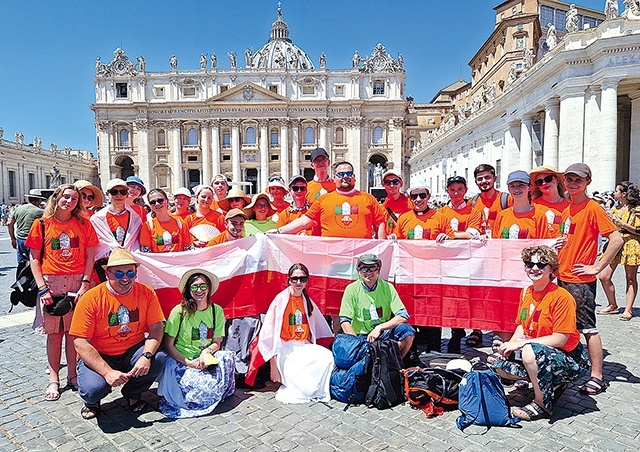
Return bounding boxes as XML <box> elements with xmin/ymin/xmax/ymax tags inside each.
<box><xmin>178</xmin><ymin>268</ymin><xmax>220</xmax><ymax>295</ymax></box>
<box><xmin>218</xmin><ymin>188</ymin><xmax>251</xmax><ymax>211</ymax></box>
<box><xmin>102</xmin><ymin>248</ymin><xmax>140</xmax><ymax>270</ymax></box>
<box><xmin>244</xmin><ymin>193</ymin><xmax>277</xmax><ymax>218</ymax></box>
<box><xmin>529</xmin><ymin>165</ymin><xmax>561</xmax><ymax>179</ymax></box>
<box><xmin>74</xmin><ymin>180</ymin><xmax>104</xmax><ymax>207</ymax></box>
<box><xmin>126</xmin><ymin>176</ymin><xmax>147</xmax><ymax>195</ymax></box>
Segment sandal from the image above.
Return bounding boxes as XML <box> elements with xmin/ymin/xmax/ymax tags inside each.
<box><xmin>513</xmin><ymin>401</ymin><xmax>551</xmax><ymax>421</ymax></box>
<box><xmin>491</xmin><ymin>335</ymin><xmax>503</xmax><ymax>353</ymax></box>
<box><xmin>465</xmin><ymin>330</ymin><xmax>483</xmax><ymax>347</ymax></box>
<box><xmin>44</xmin><ymin>381</ymin><xmax>60</xmax><ymax>401</ymax></box>
<box><xmin>81</xmin><ymin>403</ymin><xmax>101</xmax><ymax>420</ymax></box>
<box><xmin>620</xmin><ymin>312</ymin><xmax>633</xmax><ymax>321</ymax></box>
<box><xmin>579</xmin><ymin>376</ymin><xmax>608</xmax><ymax>395</ymax></box>
<box><xmin>127</xmin><ymin>399</ymin><xmax>148</xmax><ymax>414</ymax></box>
<box><xmin>596</xmin><ymin>306</ymin><xmax>619</xmax><ymax>315</ymax></box>
<box><xmin>66</xmin><ymin>375</ymin><xmax>78</xmax><ymax>391</ymax></box>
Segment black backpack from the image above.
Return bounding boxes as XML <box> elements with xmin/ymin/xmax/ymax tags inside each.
<box><xmin>365</xmin><ymin>339</ymin><xmax>405</xmax><ymax>409</ymax></box>
<box><xmin>9</xmin><ymin>260</ymin><xmax>38</xmax><ymax>311</ymax></box>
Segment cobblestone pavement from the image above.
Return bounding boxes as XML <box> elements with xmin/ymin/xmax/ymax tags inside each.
<box><xmin>0</xmin><ymin>228</ymin><xmax>638</xmax><ymax>451</ymax></box>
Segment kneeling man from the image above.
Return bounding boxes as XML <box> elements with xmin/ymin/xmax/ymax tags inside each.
<box><xmin>70</xmin><ymin>248</ymin><xmax>166</xmax><ymax>419</ymax></box>
<box><xmin>339</xmin><ymin>254</ymin><xmax>415</xmax><ymax>357</ymax></box>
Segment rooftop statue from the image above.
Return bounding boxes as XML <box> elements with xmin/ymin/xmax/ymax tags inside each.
<box><xmin>546</xmin><ymin>23</ymin><xmax>557</xmax><ymax>50</ymax></box>
<box><xmin>170</xmin><ymin>54</ymin><xmax>178</xmax><ymax>70</ymax></box>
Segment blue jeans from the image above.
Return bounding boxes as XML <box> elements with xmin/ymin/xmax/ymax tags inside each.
<box><xmin>77</xmin><ymin>341</ymin><xmax>167</xmax><ymax>405</ymax></box>
<box><xmin>16</xmin><ymin>237</ymin><xmax>29</xmax><ymax>265</ymax></box>
<box><xmin>360</xmin><ymin>323</ymin><xmax>415</xmax><ymax>342</ymax></box>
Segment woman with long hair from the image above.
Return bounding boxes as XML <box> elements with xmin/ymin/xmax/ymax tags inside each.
<box><xmin>139</xmin><ymin>188</ymin><xmax>193</xmax><ymax>253</ymax></box>
<box><xmin>73</xmin><ymin>180</ymin><xmax>104</xmax><ymax>217</ymax></box>
<box><xmin>158</xmin><ymin>269</ymin><xmax>236</xmax><ymax>418</ymax></box>
<box><xmin>185</xmin><ymin>185</ymin><xmax>226</xmax><ymax>247</ymax></box>
<box><xmin>246</xmin><ymin>263</ymin><xmax>334</xmax><ymax>403</ymax></box>
<box><xmin>530</xmin><ymin>166</ymin><xmax>569</xmax><ymax>237</ymax></box>
<box><xmin>243</xmin><ymin>193</ymin><xmax>277</xmax><ymax>236</ymax></box>
<box><xmin>26</xmin><ymin>184</ymin><xmax>99</xmax><ymax>401</ymax></box>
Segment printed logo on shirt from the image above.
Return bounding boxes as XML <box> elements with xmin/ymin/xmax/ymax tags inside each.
<box><xmin>499</xmin><ymin>225</ymin><xmax>531</xmax><ymax>239</ymax></box>
<box><xmin>559</xmin><ymin>219</ymin><xmax>577</xmax><ymax>235</ymax></box>
<box><xmin>450</xmin><ymin>218</ymin><xmax>466</xmax><ymax>232</ymax></box>
<box><xmin>191</xmin><ymin>321</ymin><xmax>214</xmax><ymax>341</ymax></box>
<box><xmin>407</xmin><ymin>227</ymin><xmax>431</xmax><ymax>240</ymax></box>
<box><xmin>108</xmin><ymin>305</ymin><xmax>140</xmax><ymax>337</ymax></box>
<box><xmin>50</xmin><ymin>233</ymin><xmax>80</xmax><ymax>250</ymax></box>
<box><xmin>544</xmin><ymin>209</ymin><xmax>562</xmax><ymax>225</ymax></box>
<box><xmin>333</xmin><ymin>202</ymin><xmax>361</xmax><ymax>229</ymax></box>
<box><xmin>155</xmin><ymin>232</ymin><xmax>179</xmax><ymax>246</ymax></box>
<box><xmin>362</xmin><ymin>304</ymin><xmax>383</xmax><ymax>325</ymax></box>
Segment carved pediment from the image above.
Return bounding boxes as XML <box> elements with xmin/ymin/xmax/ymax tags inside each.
<box><xmin>207</xmin><ymin>82</ymin><xmax>289</xmax><ymax>102</ymax></box>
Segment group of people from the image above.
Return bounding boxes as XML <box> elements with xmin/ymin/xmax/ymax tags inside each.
<box><xmin>12</xmin><ymin>146</ymin><xmax>634</xmax><ymax>423</ymax></box>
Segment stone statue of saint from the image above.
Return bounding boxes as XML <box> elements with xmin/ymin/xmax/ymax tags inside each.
<box><xmin>170</xmin><ymin>54</ymin><xmax>178</xmax><ymax>70</ymax></box>
<box><xmin>566</xmin><ymin>4</ymin><xmax>579</xmax><ymax>33</ymax></box>
<box><xmin>622</xmin><ymin>0</ymin><xmax>640</xmax><ymax>20</ymax></box>
<box><xmin>137</xmin><ymin>55</ymin><xmax>146</xmax><ymax>72</ymax></box>
<box><xmin>507</xmin><ymin>63</ymin><xmax>518</xmax><ymax>84</ymax></box>
<box><xmin>200</xmin><ymin>53</ymin><xmax>207</xmax><ymax>70</ymax></box>
<box><xmin>274</xmin><ymin>47</ymin><xmax>285</xmax><ymax>68</ymax></box>
<box><xmin>546</xmin><ymin>23</ymin><xmax>557</xmax><ymax>50</ymax></box>
<box><xmin>373</xmin><ymin>163</ymin><xmax>384</xmax><ymax>187</ymax></box>
<box><xmin>211</xmin><ymin>53</ymin><xmax>217</xmax><ymax>69</ymax></box>
<box><xmin>228</xmin><ymin>51</ymin><xmax>237</xmax><ymax>69</ymax></box>
<box><xmin>352</xmin><ymin>50</ymin><xmax>361</xmax><ymax>68</ymax></box>
<box><xmin>605</xmin><ymin>0</ymin><xmax>619</xmax><ymax>20</ymax></box>
<box><xmin>50</xmin><ymin>142</ymin><xmax>57</xmax><ymax>152</ymax></box>
<box><xmin>245</xmin><ymin>48</ymin><xmax>252</xmax><ymax>68</ymax></box>
<box><xmin>50</xmin><ymin>165</ymin><xmax>61</xmax><ymax>188</ymax></box>
<box><xmin>397</xmin><ymin>53</ymin><xmax>404</xmax><ymax>69</ymax></box>
<box><xmin>290</xmin><ymin>51</ymin><xmax>299</xmax><ymax>69</ymax></box>
<box><xmin>523</xmin><ymin>48</ymin><xmax>535</xmax><ymax>70</ymax></box>
<box><xmin>95</xmin><ymin>57</ymin><xmax>102</xmax><ymax>74</ymax></box>
<box><xmin>319</xmin><ymin>52</ymin><xmax>326</xmax><ymax>69</ymax></box>
<box><xmin>0</xmin><ymin>127</ymin><xmax>3</xmax><ymax>139</ymax></box>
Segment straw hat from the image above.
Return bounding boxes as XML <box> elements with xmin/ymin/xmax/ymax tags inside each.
<box><xmin>74</xmin><ymin>180</ymin><xmax>104</xmax><ymax>207</ymax></box>
<box><xmin>244</xmin><ymin>193</ymin><xmax>276</xmax><ymax>218</ymax></box>
<box><xmin>102</xmin><ymin>248</ymin><xmax>140</xmax><ymax>269</ymax></box>
<box><xmin>178</xmin><ymin>268</ymin><xmax>220</xmax><ymax>295</ymax></box>
<box><xmin>217</xmin><ymin>188</ymin><xmax>251</xmax><ymax>212</ymax></box>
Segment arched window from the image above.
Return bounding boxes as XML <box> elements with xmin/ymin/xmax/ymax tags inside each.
<box><xmin>335</xmin><ymin>127</ymin><xmax>344</xmax><ymax>144</ymax></box>
<box><xmin>187</xmin><ymin>127</ymin><xmax>198</xmax><ymax>146</ymax></box>
<box><xmin>245</xmin><ymin>127</ymin><xmax>256</xmax><ymax>145</ymax></box>
<box><xmin>304</xmin><ymin>126</ymin><xmax>315</xmax><ymax>144</ymax></box>
<box><xmin>118</xmin><ymin>129</ymin><xmax>129</xmax><ymax>147</ymax></box>
<box><xmin>373</xmin><ymin>126</ymin><xmax>384</xmax><ymax>144</ymax></box>
<box><xmin>157</xmin><ymin>129</ymin><xmax>166</xmax><ymax>147</ymax></box>
<box><xmin>270</xmin><ymin>128</ymin><xmax>279</xmax><ymax>146</ymax></box>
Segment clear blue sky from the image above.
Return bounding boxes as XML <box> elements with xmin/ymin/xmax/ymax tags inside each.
<box><xmin>0</xmin><ymin>0</ymin><xmax>605</xmax><ymax>154</ymax></box>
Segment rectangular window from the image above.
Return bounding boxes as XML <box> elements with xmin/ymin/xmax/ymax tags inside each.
<box><xmin>8</xmin><ymin>170</ymin><xmax>16</xmax><ymax>197</ymax></box>
<box><xmin>301</xmin><ymin>85</ymin><xmax>315</xmax><ymax>95</ymax></box>
<box><xmin>495</xmin><ymin>159</ymin><xmax>502</xmax><ymax>189</ymax></box>
<box><xmin>187</xmin><ymin>155</ymin><xmax>198</xmax><ymax>162</ymax></box>
<box><xmin>304</xmin><ymin>154</ymin><xmax>312</xmax><ymax>161</ymax></box>
<box><xmin>335</xmin><ymin>85</ymin><xmax>345</xmax><ymax>96</ymax></box>
<box><xmin>409</xmin><ymin>140</ymin><xmax>415</xmax><ymax>149</ymax></box>
<box><xmin>222</xmin><ymin>154</ymin><xmax>231</xmax><ymax>161</ymax></box>
<box><xmin>222</xmin><ymin>132</ymin><xmax>231</xmax><ymax>146</ymax></box>
<box><xmin>183</xmin><ymin>87</ymin><xmax>196</xmax><ymax>97</ymax></box>
<box><xmin>373</xmin><ymin>80</ymin><xmax>385</xmax><ymax>95</ymax></box>
<box><xmin>220</xmin><ymin>85</ymin><xmax>229</xmax><ymax>93</ymax></box>
<box><xmin>116</xmin><ymin>83</ymin><xmax>128</xmax><ymax>98</ymax></box>
<box><xmin>154</xmin><ymin>87</ymin><xmax>165</xmax><ymax>98</ymax></box>
<box><xmin>269</xmin><ymin>85</ymin><xmax>278</xmax><ymax>94</ymax></box>
<box><xmin>28</xmin><ymin>173</ymin><xmax>35</xmax><ymax>190</ymax></box>
<box><xmin>270</xmin><ymin>131</ymin><xmax>279</xmax><ymax>146</ymax></box>
<box><xmin>271</xmin><ymin>154</ymin><xmax>279</xmax><ymax>161</ymax></box>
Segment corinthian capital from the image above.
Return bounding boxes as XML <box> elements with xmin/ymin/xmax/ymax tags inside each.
<box><xmin>168</xmin><ymin>120</ymin><xmax>181</xmax><ymax>130</ymax></box>
<box><xmin>134</xmin><ymin>118</ymin><xmax>149</xmax><ymax>130</ymax></box>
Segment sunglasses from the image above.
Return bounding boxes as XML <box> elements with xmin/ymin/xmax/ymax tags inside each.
<box><xmin>336</xmin><ymin>171</ymin><xmax>354</xmax><ymax>178</ymax></box>
<box><xmin>383</xmin><ymin>179</ymin><xmax>401</xmax><ymax>186</ymax></box>
<box><xmin>109</xmin><ymin>188</ymin><xmax>128</xmax><ymax>196</ymax></box>
<box><xmin>410</xmin><ymin>192</ymin><xmax>428</xmax><ymax>200</ymax></box>
<box><xmin>110</xmin><ymin>269</ymin><xmax>136</xmax><ymax>279</ymax></box>
<box><xmin>190</xmin><ymin>283</ymin><xmax>209</xmax><ymax>292</ymax></box>
<box><xmin>358</xmin><ymin>265</ymin><xmax>379</xmax><ymax>273</ymax></box>
<box><xmin>228</xmin><ymin>197</ymin><xmax>244</xmax><ymax>203</ymax></box>
<box><xmin>289</xmin><ymin>276</ymin><xmax>309</xmax><ymax>283</ymax></box>
<box><xmin>447</xmin><ymin>176</ymin><xmax>466</xmax><ymax>186</ymax></box>
<box><xmin>148</xmin><ymin>198</ymin><xmax>165</xmax><ymax>206</ymax></box>
<box><xmin>523</xmin><ymin>261</ymin><xmax>549</xmax><ymax>270</ymax></box>
<box><xmin>81</xmin><ymin>192</ymin><xmax>95</xmax><ymax>201</ymax></box>
<box><xmin>534</xmin><ymin>174</ymin><xmax>555</xmax><ymax>186</ymax></box>
<box><xmin>290</xmin><ymin>185</ymin><xmax>307</xmax><ymax>192</ymax></box>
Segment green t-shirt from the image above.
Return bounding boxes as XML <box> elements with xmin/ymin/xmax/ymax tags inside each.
<box><xmin>164</xmin><ymin>304</ymin><xmax>226</xmax><ymax>359</ymax></box>
<box><xmin>10</xmin><ymin>204</ymin><xmax>43</xmax><ymax>238</ymax></box>
<box><xmin>244</xmin><ymin>219</ymin><xmax>277</xmax><ymax>237</ymax></box>
<box><xmin>339</xmin><ymin>279</ymin><xmax>407</xmax><ymax>334</ymax></box>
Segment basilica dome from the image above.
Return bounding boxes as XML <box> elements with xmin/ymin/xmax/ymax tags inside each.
<box><xmin>249</xmin><ymin>6</ymin><xmax>314</xmax><ymax>70</ymax></box>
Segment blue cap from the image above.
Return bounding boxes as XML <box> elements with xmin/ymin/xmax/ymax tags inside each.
<box><xmin>506</xmin><ymin>170</ymin><xmax>530</xmax><ymax>185</ymax></box>
<box><xmin>125</xmin><ymin>176</ymin><xmax>146</xmax><ymax>195</ymax></box>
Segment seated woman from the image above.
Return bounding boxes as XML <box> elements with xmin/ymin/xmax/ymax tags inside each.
<box><xmin>158</xmin><ymin>269</ymin><xmax>236</xmax><ymax>418</ymax></box>
<box><xmin>491</xmin><ymin>245</ymin><xmax>590</xmax><ymax>421</ymax></box>
<box><xmin>246</xmin><ymin>263</ymin><xmax>334</xmax><ymax>403</ymax></box>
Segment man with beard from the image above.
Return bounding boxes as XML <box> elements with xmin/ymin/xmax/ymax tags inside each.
<box><xmin>274</xmin><ymin>162</ymin><xmax>386</xmax><ymax>239</ymax></box>
<box><xmin>471</xmin><ymin>164</ymin><xmax>511</xmax><ymax>238</ymax></box>
<box><xmin>207</xmin><ymin>209</ymin><xmax>247</xmax><ymax>246</ymax></box>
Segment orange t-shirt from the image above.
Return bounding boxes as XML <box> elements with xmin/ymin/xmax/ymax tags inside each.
<box><xmin>171</xmin><ymin>210</ymin><xmax>192</xmax><ymax>221</ymax></box>
<box><xmin>559</xmin><ymin>198</ymin><xmax>617</xmax><ymax>283</ymax></box>
<box><xmin>69</xmin><ymin>282</ymin><xmax>165</xmax><ymax>356</ymax></box>
<box><xmin>533</xmin><ymin>197</ymin><xmax>570</xmax><ymax>237</ymax></box>
<box><xmin>305</xmin><ymin>191</ymin><xmax>385</xmax><ymax>238</ymax></box>
<box><xmin>493</xmin><ymin>205</ymin><xmax>555</xmax><ymax>239</ymax></box>
<box><xmin>394</xmin><ymin>209</ymin><xmax>454</xmax><ymax>240</ymax></box>
<box><xmin>516</xmin><ymin>283</ymin><xmax>580</xmax><ymax>352</ymax></box>
<box><xmin>207</xmin><ymin>232</ymin><xmax>233</xmax><ymax>247</ymax></box>
<box><xmin>25</xmin><ymin>216</ymin><xmax>99</xmax><ymax>275</ymax></box>
<box><xmin>185</xmin><ymin>210</ymin><xmax>227</xmax><ymax>241</ymax></box>
<box><xmin>438</xmin><ymin>203</ymin><xmax>483</xmax><ymax>235</ymax></box>
<box><xmin>140</xmin><ymin>217</ymin><xmax>192</xmax><ymax>253</ymax></box>
<box><xmin>104</xmin><ymin>210</ymin><xmax>134</xmax><ymax>245</ymax></box>
<box><xmin>277</xmin><ymin>205</ymin><xmax>317</xmax><ymax>236</ymax></box>
<box><xmin>306</xmin><ymin>179</ymin><xmax>336</xmax><ymax>204</ymax></box>
<box><xmin>280</xmin><ymin>295</ymin><xmax>310</xmax><ymax>342</ymax></box>
<box><xmin>129</xmin><ymin>203</ymin><xmax>148</xmax><ymax>220</ymax></box>
<box><xmin>472</xmin><ymin>191</ymin><xmax>512</xmax><ymax>235</ymax></box>
<box><xmin>382</xmin><ymin>194</ymin><xmax>412</xmax><ymax>236</ymax></box>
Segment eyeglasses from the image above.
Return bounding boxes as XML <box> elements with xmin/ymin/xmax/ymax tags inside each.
<box><xmin>358</xmin><ymin>265</ymin><xmax>379</xmax><ymax>273</ymax></box>
<box><xmin>81</xmin><ymin>192</ymin><xmax>95</xmax><ymax>201</ymax></box>
<box><xmin>110</xmin><ymin>269</ymin><xmax>136</xmax><ymax>279</ymax></box>
<box><xmin>190</xmin><ymin>283</ymin><xmax>209</xmax><ymax>292</ymax></box>
<box><xmin>383</xmin><ymin>179</ymin><xmax>401</xmax><ymax>186</ymax></box>
<box><xmin>336</xmin><ymin>171</ymin><xmax>354</xmax><ymax>179</ymax></box>
<box><xmin>534</xmin><ymin>174</ymin><xmax>555</xmax><ymax>186</ymax></box>
<box><xmin>447</xmin><ymin>176</ymin><xmax>466</xmax><ymax>186</ymax></box>
<box><xmin>148</xmin><ymin>198</ymin><xmax>165</xmax><ymax>206</ymax></box>
<box><xmin>290</xmin><ymin>185</ymin><xmax>307</xmax><ymax>192</ymax></box>
<box><xmin>108</xmin><ymin>188</ymin><xmax>128</xmax><ymax>196</ymax></box>
<box><xmin>289</xmin><ymin>276</ymin><xmax>309</xmax><ymax>283</ymax></box>
<box><xmin>523</xmin><ymin>261</ymin><xmax>549</xmax><ymax>270</ymax></box>
<box><xmin>410</xmin><ymin>192</ymin><xmax>428</xmax><ymax>200</ymax></box>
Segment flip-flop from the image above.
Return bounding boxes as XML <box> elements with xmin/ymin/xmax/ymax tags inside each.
<box><xmin>513</xmin><ymin>401</ymin><xmax>551</xmax><ymax>421</ymax></box>
<box><xmin>44</xmin><ymin>381</ymin><xmax>60</xmax><ymax>401</ymax></box>
<box><xmin>579</xmin><ymin>376</ymin><xmax>608</xmax><ymax>395</ymax></box>
<box><xmin>596</xmin><ymin>306</ymin><xmax>619</xmax><ymax>315</ymax></box>
<box><xmin>81</xmin><ymin>403</ymin><xmax>101</xmax><ymax>420</ymax></box>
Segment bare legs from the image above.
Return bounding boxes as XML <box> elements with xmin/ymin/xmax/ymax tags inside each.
<box><xmin>598</xmin><ymin>261</ymin><xmax>619</xmax><ymax>312</ymax></box>
<box><xmin>622</xmin><ymin>265</ymin><xmax>638</xmax><ymax>318</ymax></box>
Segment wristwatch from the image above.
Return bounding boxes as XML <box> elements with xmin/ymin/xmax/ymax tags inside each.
<box><xmin>142</xmin><ymin>351</ymin><xmax>154</xmax><ymax>360</ymax></box>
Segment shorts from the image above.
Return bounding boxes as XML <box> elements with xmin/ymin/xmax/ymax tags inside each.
<box><xmin>38</xmin><ymin>274</ymin><xmax>83</xmax><ymax>335</ymax></box>
<box><xmin>558</xmin><ymin>280</ymin><xmax>597</xmax><ymax>334</ymax></box>
<box><xmin>377</xmin><ymin>324</ymin><xmax>415</xmax><ymax>342</ymax></box>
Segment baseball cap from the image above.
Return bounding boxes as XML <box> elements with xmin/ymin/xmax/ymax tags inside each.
<box><xmin>357</xmin><ymin>254</ymin><xmax>381</xmax><ymax>267</ymax></box>
<box><xmin>446</xmin><ymin>175</ymin><xmax>467</xmax><ymax>187</ymax></box>
<box><xmin>105</xmin><ymin>178</ymin><xmax>128</xmax><ymax>192</ymax></box>
<box><xmin>288</xmin><ymin>175</ymin><xmax>307</xmax><ymax>186</ymax></box>
<box><xmin>211</xmin><ymin>174</ymin><xmax>229</xmax><ymax>185</ymax></box>
<box><xmin>311</xmin><ymin>148</ymin><xmax>329</xmax><ymax>162</ymax></box>
<box><xmin>225</xmin><ymin>208</ymin><xmax>248</xmax><ymax>220</ymax></box>
<box><xmin>564</xmin><ymin>163</ymin><xmax>591</xmax><ymax>179</ymax></box>
<box><xmin>173</xmin><ymin>187</ymin><xmax>192</xmax><ymax>198</ymax></box>
<box><xmin>506</xmin><ymin>170</ymin><xmax>531</xmax><ymax>185</ymax></box>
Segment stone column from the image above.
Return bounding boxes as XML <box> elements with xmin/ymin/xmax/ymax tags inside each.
<box><xmin>169</xmin><ymin>120</ymin><xmax>182</xmax><ymax>191</ymax></box>
<box><xmin>594</xmin><ymin>80</ymin><xmax>618</xmax><ymax>192</ymax></box>
<box><xmin>200</xmin><ymin>120</ymin><xmax>211</xmax><ymax>185</ymax></box>
<box><xmin>259</xmin><ymin>119</ymin><xmax>269</xmax><ymax>191</ymax></box>
<box><xmin>391</xmin><ymin>117</ymin><xmax>404</xmax><ymax>177</ymax></box>
<box><xmin>519</xmin><ymin>115</ymin><xmax>533</xmax><ymax>170</ymax></box>
<box><xmin>134</xmin><ymin>119</ymin><xmax>151</xmax><ymax>188</ymax></box>
<box><xmin>231</xmin><ymin>119</ymin><xmax>241</xmax><ymax>184</ymax></box>
<box><xmin>503</xmin><ymin>121</ymin><xmax>520</xmax><ymax>178</ymax></box>
<box><xmin>318</xmin><ymin>118</ymin><xmax>329</xmax><ymax>150</ymax></box>
<box><xmin>279</xmin><ymin>118</ymin><xmax>290</xmax><ymax>182</ymax></box>
<box><xmin>211</xmin><ymin>119</ymin><xmax>221</xmax><ymax>178</ymax></box>
<box><xmin>96</xmin><ymin>121</ymin><xmax>112</xmax><ymax>188</ymax></box>
<box><xmin>349</xmin><ymin>117</ymin><xmax>363</xmax><ymax>190</ymax></box>
<box><xmin>629</xmin><ymin>92</ymin><xmax>640</xmax><ymax>182</ymax></box>
<box><xmin>543</xmin><ymin>99</ymin><xmax>560</xmax><ymax>168</ymax></box>
<box><xmin>291</xmin><ymin>119</ymin><xmax>300</xmax><ymax>175</ymax></box>
<box><xmin>558</xmin><ymin>89</ymin><xmax>585</xmax><ymax>171</ymax></box>
<box><xmin>582</xmin><ymin>87</ymin><xmax>599</xmax><ymax>171</ymax></box>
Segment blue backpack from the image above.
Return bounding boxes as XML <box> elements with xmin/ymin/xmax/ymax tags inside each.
<box><xmin>456</xmin><ymin>363</ymin><xmax>520</xmax><ymax>432</ymax></box>
<box><xmin>330</xmin><ymin>334</ymin><xmax>371</xmax><ymax>405</ymax></box>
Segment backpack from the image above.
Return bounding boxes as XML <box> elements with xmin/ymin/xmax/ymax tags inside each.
<box><xmin>9</xmin><ymin>260</ymin><xmax>38</xmax><ymax>311</ymax></box>
<box><xmin>364</xmin><ymin>339</ymin><xmax>405</xmax><ymax>409</ymax></box>
<box><xmin>330</xmin><ymin>334</ymin><xmax>371</xmax><ymax>405</ymax></box>
<box><xmin>401</xmin><ymin>366</ymin><xmax>464</xmax><ymax>418</ymax></box>
<box><xmin>456</xmin><ymin>363</ymin><xmax>521</xmax><ymax>432</ymax></box>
